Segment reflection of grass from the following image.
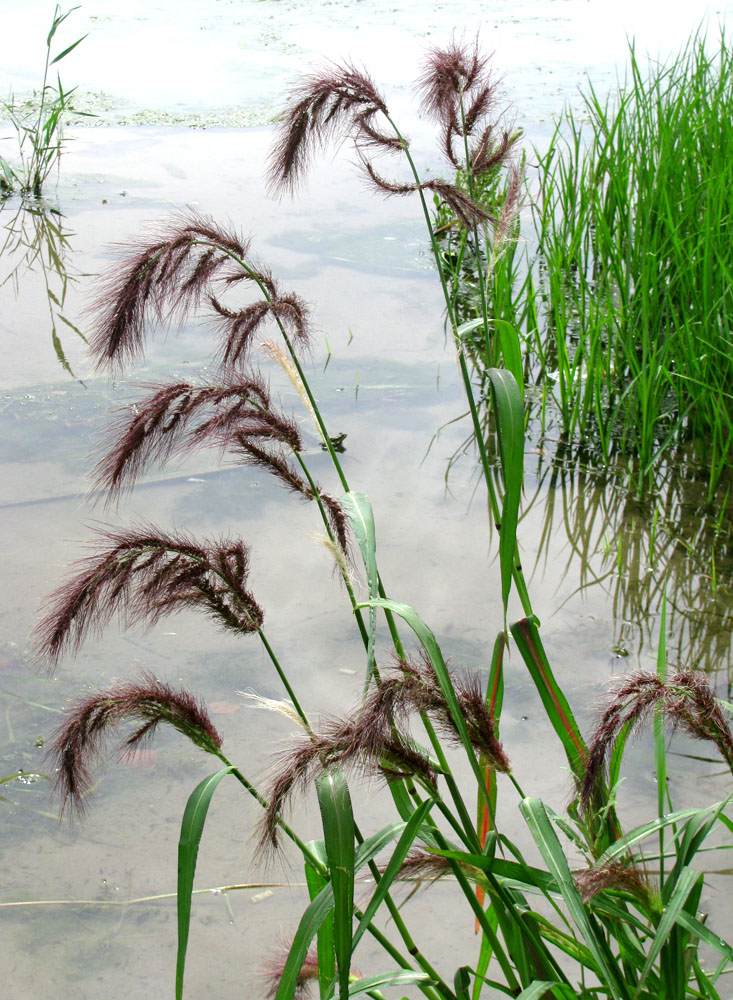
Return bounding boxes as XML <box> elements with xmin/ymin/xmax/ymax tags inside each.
<box><xmin>443</xmin><ymin>32</ymin><xmax>733</xmax><ymax>498</ymax></box>
<box><xmin>1</xmin><ymin>201</ymin><xmax>87</xmax><ymax>378</ymax></box>
<box><xmin>524</xmin><ymin>439</ymin><xmax>733</xmax><ymax>684</ymax></box>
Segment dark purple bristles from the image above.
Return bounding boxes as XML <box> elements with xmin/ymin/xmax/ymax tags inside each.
<box><xmin>48</xmin><ymin>671</ymin><xmax>222</xmax><ymax>818</ymax></box>
<box><xmin>262</xmin><ymin>946</ymin><xmax>320</xmax><ymax>999</ymax></box>
<box><xmin>211</xmin><ymin>291</ymin><xmax>312</xmax><ymax>367</ymax></box>
<box><xmin>34</xmin><ymin>525</ymin><xmax>264</xmax><ymax>668</ymax></box>
<box><xmin>257</xmin><ymin>652</ymin><xmax>509</xmax><ymax>854</ymax></box>
<box><xmin>89</xmin><ymin>212</ymin><xmax>255</xmax><ymax>371</ymax></box>
<box><xmin>88</xmin><ymin>212</ymin><xmax>311</xmax><ymax>372</ymax></box>
<box><xmin>581</xmin><ymin>669</ymin><xmax>733</xmax><ymax>811</ymax></box>
<box><xmin>361</xmin><ymin>159</ymin><xmax>492</xmax><ymax>228</ymax></box>
<box><xmin>418</xmin><ymin>38</ymin><xmax>490</xmax><ymax>122</ymax></box>
<box><xmin>418</xmin><ymin>38</ymin><xmax>517</xmax><ymax>185</ymax></box>
<box><xmin>90</xmin><ymin>370</ymin><xmax>307</xmax><ymax>501</ymax></box>
<box><xmin>268</xmin><ymin>62</ymin><xmax>397</xmax><ymax>195</ymax></box>
<box><xmin>574</xmin><ymin>862</ymin><xmax>653</xmax><ymax>906</ymax></box>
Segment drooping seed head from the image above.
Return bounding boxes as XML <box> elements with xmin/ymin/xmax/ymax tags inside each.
<box><xmin>34</xmin><ymin>525</ymin><xmax>264</xmax><ymax>668</ymax></box>
<box><xmin>268</xmin><ymin>62</ymin><xmax>399</xmax><ymax>195</ymax></box>
<box><xmin>48</xmin><ymin>672</ymin><xmax>222</xmax><ymax>818</ymax></box>
<box><xmin>581</xmin><ymin>669</ymin><xmax>733</xmax><ymax>812</ymax></box>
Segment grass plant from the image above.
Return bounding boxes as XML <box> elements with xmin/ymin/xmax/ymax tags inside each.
<box><xmin>32</xmin><ymin>40</ymin><xmax>732</xmax><ymax>1000</ymax></box>
<box><xmin>439</xmin><ymin>32</ymin><xmax>733</xmax><ymax>499</ymax></box>
<box><xmin>0</xmin><ymin>5</ymin><xmax>88</xmax><ymax>200</ymax></box>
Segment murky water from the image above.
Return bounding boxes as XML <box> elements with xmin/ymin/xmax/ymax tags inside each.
<box><xmin>1</xmin><ymin>2</ymin><xmax>731</xmax><ymax>997</ymax></box>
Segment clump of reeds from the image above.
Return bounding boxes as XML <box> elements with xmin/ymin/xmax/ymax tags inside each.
<box><xmin>444</xmin><ymin>32</ymin><xmax>733</xmax><ymax>498</ymax></box>
<box><xmin>0</xmin><ymin>5</ymin><xmax>89</xmax><ymax>200</ymax></box>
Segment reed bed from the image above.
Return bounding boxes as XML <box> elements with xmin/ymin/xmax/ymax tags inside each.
<box><xmin>445</xmin><ymin>32</ymin><xmax>733</xmax><ymax>498</ymax></box>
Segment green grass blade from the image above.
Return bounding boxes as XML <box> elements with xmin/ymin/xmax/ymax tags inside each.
<box><xmin>595</xmin><ymin>799</ymin><xmax>731</xmax><ymax>868</ymax></box>
<box><xmin>305</xmin><ymin>842</ymin><xmax>335</xmax><ymax>1000</ymax></box>
<box><xmin>520</xmin><ymin>797</ymin><xmax>627</xmax><ymax>1000</ymax></box>
<box><xmin>510</xmin><ymin>618</ymin><xmax>586</xmax><ymax>782</ymax></box>
<box><xmin>676</xmin><ymin>911</ymin><xmax>733</xmax><ymax>964</ymax></box>
<box><xmin>275</xmin><ymin>884</ymin><xmax>336</xmax><ymax>1000</ymax></box>
<box><xmin>176</xmin><ymin>767</ymin><xmax>235</xmax><ymax>1000</ymax></box>
<box><xmin>272</xmin><ymin>813</ymin><xmax>409</xmax><ymax>999</ymax></box>
<box><xmin>493</xmin><ymin>320</ymin><xmax>524</xmax><ymax>398</ymax></box>
<box><xmin>341</xmin><ymin>491</ymin><xmax>378</xmax><ymax>689</ymax></box>
<box><xmin>477</xmin><ymin>633</ymin><xmax>506</xmax><ymax>912</ymax></box>
<box><xmin>484</xmin><ymin>368</ymin><xmax>524</xmax><ymax>616</ymax></box>
<box><xmin>427</xmin><ymin>846</ymin><xmax>556</xmax><ymax>894</ymax></box>
<box><xmin>352</xmin><ymin>799</ymin><xmax>433</xmax><ymax>951</ymax></box>
<box><xmin>516</xmin><ymin>983</ymin><xmax>571</xmax><ymax>1000</ymax></box>
<box><xmin>471</xmin><ymin>911</ymin><xmax>498</xmax><ymax>1000</ymax></box>
<box><xmin>454</xmin><ymin>966</ymin><xmax>471</xmax><ymax>999</ymax></box>
<box><xmin>354</xmin><ymin>822</ymin><xmax>411</xmax><ymax>869</ymax></box>
<box><xmin>655</xmin><ymin>593</ymin><xmax>668</xmax><ymax>887</ymax></box>
<box><xmin>49</xmin><ymin>34</ymin><xmax>88</xmax><ymax>66</ymax></box>
<box><xmin>336</xmin><ymin>970</ymin><xmax>431</xmax><ymax>997</ymax></box>
<box><xmin>633</xmin><ymin>867</ymin><xmax>701</xmax><ymax>999</ymax></box>
<box><xmin>665</xmin><ymin>798</ymin><xmax>731</xmax><ymax>903</ymax></box>
<box><xmin>359</xmin><ymin>599</ymin><xmax>489</xmax><ymax>798</ymax></box>
<box><xmin>317</xmin><ymin>770</ymin><xmax>355</xmax><ymax>1000</ymax></box>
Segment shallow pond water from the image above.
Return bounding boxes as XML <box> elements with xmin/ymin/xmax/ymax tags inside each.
<box><xmin>1</xmin><ymin>2</ymin><xmax>732</xmax><ymax>997</ymax></box>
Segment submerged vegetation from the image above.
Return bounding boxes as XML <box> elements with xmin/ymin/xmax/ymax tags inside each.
<box><xmin>30</xmin><ymin>38</ymin><xmax>733</xmax><ymax>1000</ymax></box>
<box><xmin>439</xmin><ymin>32</ymin><xmax>733</xmax><ymax>498</ymax></box>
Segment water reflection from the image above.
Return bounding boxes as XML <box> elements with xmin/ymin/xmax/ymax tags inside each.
<box><xmin>526</xmin><ymin>439</ymin><xmax>733</xmax><ymax>685</ymax></box>
<box><xmin>1</xmin><ymin>200</ymin><xmax>87</xmax><ymax>379</ymax></box>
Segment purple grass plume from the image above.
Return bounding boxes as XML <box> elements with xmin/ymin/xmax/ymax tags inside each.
<box><xmin>262</xmin><ymin>946</ymin><xmax>320</xmax><ymax>999</ymax></box>
<box><xmin>581</xmin><ymin>669</ymin><xmax>733</xmax><ymax>811</ymax></box>
<box><xmin>267</xmin><ymin>62</ymin><xmax>400</xmax><ymax>195</ymax></box>
<box><xmin>90</xmin><ymin>369</ymin><xmax>351</xmax><ymax>555</ymax></box>
<box><xmin>92</xmin><ymin>369</ymin><xmax>298</xmax><ymax>497</ymax></box>
<box><xmin>48</xmin><ymin>671</ymin><xmax>223</xmax><ymax>817</ymax></box>
<box><xmin>574</xmin><ymin>862</ymin><xmax>654</xmax><ymax>908</ymax></box>
<box><xmin>88</xmin><ymin>212</ymin><xmax>311</xmax><ymax>372</ymax></box>
<box><xmin>268</xmin><ymin>39</ymin><xmax>516</xmax><ymax>230</ymax></box>
<box><xmin>34</xmin><ymin>525</ymin><xmax>264</xmax><ymax>668</ymax></box>
<box><xmin>418</xmin><ymin>37</ymin><xmax>514</xmax><ymax>173</ymax></box>
<box><xmin>258</xmin><ymin>652</ymin><xmax>509</xmax><ymax>853</ymax></box>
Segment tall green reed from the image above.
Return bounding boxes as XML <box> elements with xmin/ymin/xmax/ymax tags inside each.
<box><xmin>442</xmin><ymin>32</ymin><xmax>733</xmax><ymax>499</ymax></box>
<box><xmin>32</xmin><ymin>40</ymin><xmax>732</xmax><ymax>1000</ymax></box>
<box><xmin>0</xmin><ymin>5</ymin><xmax>88</xmax><ymax>200</ymax></box>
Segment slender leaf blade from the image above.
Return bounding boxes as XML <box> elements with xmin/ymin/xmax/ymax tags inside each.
<box><xmin>335</xmin><ymin>970</ymin><xmax>430</xmax><ymax>997</ymax></box>
<box><xmin>341</xmin><ymin>491</ymin><xmax>378</xmax><ymax>688</ymax></box>
<box><xmin>275</xmin><ymin>884</ymin><xmax>336</xmax><ymax>1000</ymax></box>
<box><xmin>317</xmin><ymin>770</ymin><xmax>355</xmax><ymax>1000</ymax></box>
<box><xmin>485</xmin><ymin>368</ymin><xmax>524</xmax><ymax>614</ymax></box>
<box><xmin>510</xmin><ymin>618</ymin><xmax>586</xmax><ymax>782</ymax></box>
<box><xmin>176</xmin><ymin>767</ymin><xmax>234</xmax><ymax>1000</ymax></box>
<box><xmin>520</xmin><ymin>797</ymin><xmax>625</xmax><ymax>1000</ymax></box>
<box><xmin>352</xmin><ymin>798</ymin><xmax>433</xmax><ymax>950</ymax></box>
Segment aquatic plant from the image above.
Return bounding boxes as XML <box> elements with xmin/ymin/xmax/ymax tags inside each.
<box><xmin>35</xmin><ymin>39</ymin><xmax>732</xmax><ymax>1000</ymax></box>
<box><xmin>438</xmin><ymin>32</ymin><xmax>733</xmax><ymax>499</ymax></box>
<box><xmin>0</xmin><ymin>5</ymin><xmax>88</xmax><ymax>200</ymax></box>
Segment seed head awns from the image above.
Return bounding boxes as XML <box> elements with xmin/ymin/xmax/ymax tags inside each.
<box><xmin>48</xmin><ymin>672</ymin><xmax>223</xmax><ymax>818</ymax></box>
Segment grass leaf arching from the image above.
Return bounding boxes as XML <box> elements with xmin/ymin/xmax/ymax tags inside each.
<box><xmin>176</xmin><ymin>768</ymin><xmax>235</xmax><ymax>1000</ymax></box>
